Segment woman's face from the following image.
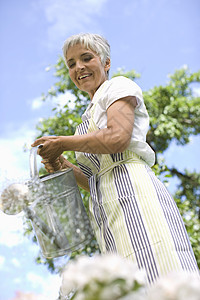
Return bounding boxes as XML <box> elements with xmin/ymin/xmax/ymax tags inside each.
<box><xmin>66</xmin><ymin>44</ymin><xmax>110</xmax><ymax>99</ymax></box>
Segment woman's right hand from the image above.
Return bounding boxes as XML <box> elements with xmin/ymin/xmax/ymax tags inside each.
<box><xmin>41</xmin><ymin>155</ymin><xmax>90</xmax><ymax>191</ymax></box>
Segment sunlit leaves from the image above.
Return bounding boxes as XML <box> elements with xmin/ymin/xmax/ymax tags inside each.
<box><xmin>145</xmin><ymin>67</ymin><xmax>200</xmax><ymax>153</ymax></box>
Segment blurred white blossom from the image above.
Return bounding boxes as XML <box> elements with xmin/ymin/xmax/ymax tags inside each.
<box><xmin>147</xmin><ymin>272</ymin><xmax>200</xmax><ymax>300</ymax></box>
<box><xmin>59</xmin><ymin>254</ymin><xmax>146</xmax><ymax>300</ymax></box>
<box><xmin>59</xmin><ymin>254</ymin><xmax>200</xmax><ymax>300</ymax></box>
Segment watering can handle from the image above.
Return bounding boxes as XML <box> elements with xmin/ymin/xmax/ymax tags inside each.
<box><xmin>29</xmin><ymin>146</ymin><xmax>42</xmax><ymax>179</ymax></box>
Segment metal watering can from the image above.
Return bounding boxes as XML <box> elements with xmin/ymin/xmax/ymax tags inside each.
<box><xmin>0</xmin><ymin>147</ymin><xmax>93</xmax><ymax>258</ymax></box>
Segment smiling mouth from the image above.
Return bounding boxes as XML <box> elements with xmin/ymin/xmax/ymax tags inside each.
<box><xmin>78</xmin><ymin>74</ymin><xmax>92</xmax><ymax>80</ymax></box>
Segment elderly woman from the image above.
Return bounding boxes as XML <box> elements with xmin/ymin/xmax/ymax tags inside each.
<box><xmin>32</xmin><ymin>33</ymin><xmax>199</xmax><ymax>283</ymax></box>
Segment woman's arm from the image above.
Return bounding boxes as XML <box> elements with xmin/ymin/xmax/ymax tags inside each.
<box><xmin>32</xmin><ymin>96</ymin><xmax>137</xmax><ymax>160</ymax></box>
<box><xmin>64</xmin><ymin>95</ymin><xmax>137</xmax><ymax>154</ymax></box>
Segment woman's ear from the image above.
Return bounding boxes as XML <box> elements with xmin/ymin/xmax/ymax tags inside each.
<box><xmin>105</xmin><ymin>58</ymin><xmax>111</xmax><ymax>72</ymax></box>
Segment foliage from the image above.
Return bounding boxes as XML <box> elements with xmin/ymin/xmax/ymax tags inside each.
<box><xmin>145</xmin><ymin>66</ymin><xmax>200</xmax><ymax>154</ymax></box>
<box><xmin>26</xmin><ymin>56</ymin><xmax>200</xmax><ymax>272</ymax></box>
<box><xmin>172</xmin><ymin>169</ymin><xmax>200</xmax><ymax>267</ymax></box>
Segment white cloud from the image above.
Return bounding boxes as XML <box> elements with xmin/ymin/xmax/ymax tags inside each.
<box><xmin>193</xmin><ymin>86</ymin><xmax>200</xmax><ymax>97</ymax></box>
<box><xmin>31</xmin><ymin>97</ymin><xmax>44</xmax><ymax>110</ymax></box>
<box><xmin>35</xmin><ymin>0</ymin><xmax>108</xmax><ymax>49</ymax></box>
<box><xmin>13</xmin><ymin>277</ymin><xmax>22</xmax><ymax>284</ymax></box>
<box><xmin>30</xmin><ymin>91</ymin><xmax>76</xmax><ymax>111</ymax></box>
<box><xmin>164</xmin><ymin>136</ymin><xmax>200</xmax><ymax>173</ymax></box>
<box><xmin>53</xmin><ymin>91</ymin><xmax>76</xmax><ymax>109</ymax></box>
<box><xmin>0</xmin><ymin>212</ymin><xmax>25</xmax><ymax>247</ymax></box>
<box><xmin>11</xmin><ymin>258</ymin><xmax>21</xmax><ymax>268</ymax></box>
<box><xmin>27</xmin><ymin>272</ymin><xmax>47</xmax><ymax>288</ymax></box>
<box><xmin>0</xmin><ymin>125</ymin><xmax>37</xmax><ymax>189</ymax></box>
<box><xmin>27</xmin><ymin>271</ymin><xmax>62</xmax><ymax>299</ymax></box>
<box><xmin>0</xmin><ymin>255</ymin><xmax>5</xmax><ymax>269</ymax></box>
<box><xmin>123</xmin><ymin>0</ymin><xmax>167</xmax><ymax>20</ymax></box>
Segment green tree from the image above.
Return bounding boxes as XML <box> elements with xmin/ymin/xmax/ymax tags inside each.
<box><xmin>26</xmin><ymin>57</ymin><xmax>200</xmax><ymax>272</ymax></box>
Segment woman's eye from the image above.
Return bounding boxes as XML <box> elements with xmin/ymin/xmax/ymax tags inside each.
<box><xmin>84</xmin><ymin>56</ymin><xmax>92</xmax><ymax>62</ymax></box>
<box><xmin>68</xmin><ymin>62</ymin><xmax>75</xmax><ymax>68</ymax></box>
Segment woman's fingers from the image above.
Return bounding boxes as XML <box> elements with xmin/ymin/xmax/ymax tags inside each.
<box><xmin>41</xmin><ymin>157</ymin><xmax>62</xmax><ymax>173</ymax></box>
<box><xmin>51</xmin><ymin>159</ymin><xmax>62</xmax><ymax>170</ymax></box>
<box><xmin>32</xmin><ymin>136</ymin><xmax>63</xmax><ymax>162</ymax></box>
<box><xmin>31</xmin><ymin>137</ymin><xmax>47</xmax><ymax>147</ymax></box>
<box><xmin>42</xmin><ymin>161</ymin><xmax>54</xmax><ymax>172</ymax></box>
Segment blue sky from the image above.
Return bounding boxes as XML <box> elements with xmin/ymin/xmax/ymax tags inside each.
<box><xmin>0</xmin><ymin>0</ymin><xmax>200</xmax><ymax>299</ymax></box>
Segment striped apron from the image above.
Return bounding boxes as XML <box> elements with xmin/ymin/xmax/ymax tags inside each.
<box><xmin>75</xmin><ymin>103</ymin><xmax>199</xmax><ymax>284</ymax></box>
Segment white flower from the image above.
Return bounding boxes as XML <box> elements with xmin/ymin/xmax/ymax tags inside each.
<box><xmin>60</xmin><ymin>254</ymin><xmax>146</xmax><ymax>299</ymax></box>
<box><xmin>59</xmin><ymin>254</ymin><xmax>200</xmax><ymax>300</ymax></box>
<box><xmin>147</xmin><ymin>272</ymin><xmax>200</xmax><ymax>300</ymax></box>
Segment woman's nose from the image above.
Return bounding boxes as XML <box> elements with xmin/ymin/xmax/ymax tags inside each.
<box><xmin>76</xmin><ymin>60</ymin><xmax>85</xmax><ymax>70</ymax></box>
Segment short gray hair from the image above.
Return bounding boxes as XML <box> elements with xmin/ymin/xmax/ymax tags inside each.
<box><xmin>62</xmin><ymin>33</ymin><xmax>110</xmax><ymax>67</ymax></box>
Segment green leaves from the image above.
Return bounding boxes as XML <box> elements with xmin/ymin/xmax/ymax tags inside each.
<box><xmin>112</xmin><ymin>67</ymin><xmax>141</xmax><ymax>81</ymax></box>
<box><xmin>145</xmin><ymin>67</ymin><xmax>200</xmax><ymax>153</ymax></box>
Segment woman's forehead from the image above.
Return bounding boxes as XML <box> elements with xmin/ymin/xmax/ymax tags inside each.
<box><xmin>67</xmin><ymin>43</ymin><xmax>97</xmax><ymax>58</ymax></box>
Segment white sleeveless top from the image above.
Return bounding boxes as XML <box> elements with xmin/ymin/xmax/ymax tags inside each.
<box><xmin>82</xmin><ymin>76</ymin><xmax>155</xmax><ymax>167</ymax></box>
